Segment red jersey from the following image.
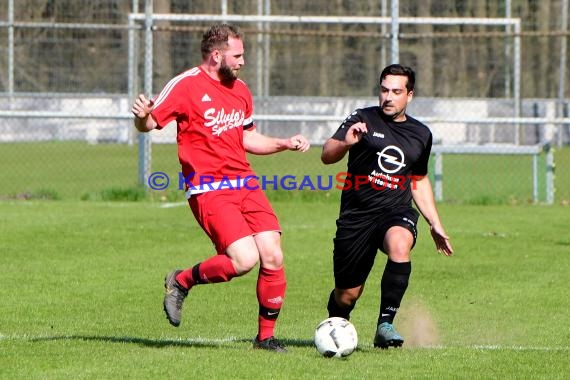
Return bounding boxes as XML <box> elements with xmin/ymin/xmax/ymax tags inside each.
<box><xmin>150</xmin><ymin>67</ymin><xmax>256</xmax><ymax>186</ymax></box>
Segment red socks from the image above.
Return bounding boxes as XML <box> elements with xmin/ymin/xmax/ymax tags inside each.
<box><xmin>174</xmin><ymin>258</ymin><xmax>286</xmax><ymax>341</ymax></box>
<box><xmin>175</xmin><ymin>254</ymin><xmax>237</xmax><ymax>289</ymax></box>
<box><xmin>256</xmin><ymin>266</ymin><xmax>287</xmax><ymax>341</ymax></box>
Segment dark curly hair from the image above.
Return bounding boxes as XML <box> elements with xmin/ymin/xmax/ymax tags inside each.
<box><xmin>201</xmin><ymin>24</ymin><xmax>243</xmax><ymax>59</ymax></box>
<box><xmin>380</xmin><ymin>64</ymin><xmax>415</xmax><ymax>93</ymax></box>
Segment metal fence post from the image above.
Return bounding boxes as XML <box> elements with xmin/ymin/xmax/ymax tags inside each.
<box><xmin>545</xmin><ymin>144</ymin><xmax>555</xmax><ymax>204</ymax></box>
<box><xmin>532</xmin><ymin>153</ymin><xmax>538</xmax><ymax>203</ymax></box>
<box><xmin>8</xmin><ymin>0</ymin><xmax>14</xmax><ymax>98</ymax></box>
<box><xmin>138</xmin><ymin>0</ymin><xmax>153</xmax><ymax>188</ymax></box>
<box><xmin>390</xmin><ymin>0</ymin><xmax>399</xmax><ymax>64</ymax></box>
<box><xmin>434</xmin><ymin>152</ymin><xmax>443</xmax><ymax>201</ymax></box>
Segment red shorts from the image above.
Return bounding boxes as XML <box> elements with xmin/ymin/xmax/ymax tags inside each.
<box><xmin>188</xmin><ymin>181</ymin><xmax>281</xmax><ymax>254</ymax></box>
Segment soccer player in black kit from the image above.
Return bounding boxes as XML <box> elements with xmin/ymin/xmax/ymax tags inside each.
<box><xmin>321</xmin><ymin>64</ymin><xmax>454</xmax><ymax>349</ymax></box>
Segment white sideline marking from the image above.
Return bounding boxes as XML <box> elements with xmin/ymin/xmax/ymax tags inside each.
<box><xmin>2</xmin><ymin>334</ymin><xmax>569</xmax><ymax>352</ymax></box>
<box><xmin>159</xmin><ymin>202</ymin><xmax>187</xmax><ymax>208</ymax></box>
<box><xmin>400</xmin><ymin>344</ymin><xmax>570</xmax><ymax>352</ymax></box>
<box><xmin>471</xmin><ymin>345</ymin><xmax>570</xmax><ymax>352</ymax></box>
<box><xmin>0</xmin><ymin>334</ymin><xmax>241</xmax><ymax>344</ymax></box>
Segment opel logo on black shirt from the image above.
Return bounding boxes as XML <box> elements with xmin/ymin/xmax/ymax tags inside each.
<box><xmin>376</xmin><ymin>146</ymin><xmax>406</xmax><ymax>173</ymax></box>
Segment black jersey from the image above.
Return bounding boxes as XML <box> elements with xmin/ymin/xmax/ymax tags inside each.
<box><xmin>332</xmin><ymin>106</ymin><xmax>432</xmax><ymax>218</ymax></box>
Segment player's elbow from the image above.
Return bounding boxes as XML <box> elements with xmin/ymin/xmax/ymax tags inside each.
<box><xmin>320</xmin><ymin>143</ymin><xmax>333</xmax><ymax>164</ymax></box>
<box><xmin>134</xmin><ymin>124</ymin><xmax>152</xmax><ymax>133</ymax></box>
<box><xmin>320</xmin><ymin>149</ymin><xmax>331</xmax><ymax>164</ymax></box>
<box><xmin>321</xmin><ymin>148</ymin><xmax>342</xmax><ymax>165</ymax></box>
<box><xmin>321</xmin><ymin>153</ymin><xmax>334</xmax><ymax>165</ymax></box>
<box><xmin>134</xmin><ymin>117</ymin><xmax>156</xmax><ymax>133</ymax></box>
<box><xmin>321</xmin><ymin>139</ymin><xmax>346</xmax><ymax>165</ymax></box>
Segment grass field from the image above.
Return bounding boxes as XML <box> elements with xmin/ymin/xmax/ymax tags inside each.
<box><xmin>1</xmin><ymin>200</ymin><xmax>569</xmax><ymax>379</ymax></box>
<box><xmin>1</xmin><ymin>141</ymin><xmax>569</xmax><ymax>378</ymax></box>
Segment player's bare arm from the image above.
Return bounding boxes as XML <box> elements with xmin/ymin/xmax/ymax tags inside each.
<box><xmin>131</xmin><ymin>94</ymin><xmax>157</xmax><ymax>132</ymax></box>
<box><xmin>321</xmin><ymin>122</ymin><xmax>368</xmax><ymax>164</ymax></box>
<box><xmin>243</xmin><ymin>129</ymin><xmax>310</xmax><ymax>155</ymax></box>
<box><xmin>411</xmin><ymin>175</ymin><xmax>454</xmax><ymax>256</ymax></box>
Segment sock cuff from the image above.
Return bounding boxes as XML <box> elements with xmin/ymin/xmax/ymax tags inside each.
<box><xmin>386</xmin><ymin>259</ymin><xmax>412</xmax><ymax>275</ymax></box>
<box><xmin>259</xmin><ymin>266</ymin><xmax>286</xmax><ymax>282</ymax></box>
<box><xmin>191</xmin><ymin>264</ymin><xmax>202</xmax><ymax>284</ymax></box>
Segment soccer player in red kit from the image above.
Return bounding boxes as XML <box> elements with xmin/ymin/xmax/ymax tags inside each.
<box><xmin>131</xmin><ymin>24</ymin><xmax>310</xmax><ymax>353</ymax></box>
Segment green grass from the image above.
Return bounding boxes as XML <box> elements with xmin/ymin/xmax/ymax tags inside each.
<box><xmin>0</xmin><ymin>142</ymin><xmax>569</xmax><ymax>204</ymax></box>
<box><xmin>1</xmin><ymin>200</ymin><xmax>569</xmax><ymax>379</ymax></box>
<box><xmin>0</xmin><ymin>140</ymin><xmax>569</xmax><ymax>377</ymax></box>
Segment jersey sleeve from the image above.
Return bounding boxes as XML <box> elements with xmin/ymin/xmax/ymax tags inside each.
<box><xmin>411</xmin><ymin>132</ymin><xmax>432</xmax><ymax>176</ymax></box>
<box><xmin>150</xmin><ymin>78</ymin><xmax>187</xmax><ymax>130</ymax></box>
<box><xmin>239</xmin><ymin>80</ymin><xmax>255</xmax><ymax>131</ymax></box>
<box><xmin>331</xmin><ymin>109</ymin><xmax>363</xmax><ymax>141</ymax></box>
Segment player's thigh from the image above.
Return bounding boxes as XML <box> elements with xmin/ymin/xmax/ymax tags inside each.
<box><xmin>383</xmin><ymin>226</ymin><xmax>415</xmax><ymax>262</ymax></box>
<box><xmin>332</xmin><ymin>219</ymin><xmax>379</xmax><ymax>289</ymax></box>
<box><xmin>377</xmin><ymin>207</ymin><xmax>419</xmax><ymax>257</ymax></box>
<box><xmin>253</xmin><ymin>231</ymin><xmax>283</xmax><ymax>269</ymax></box>
<box><xmin>189</xmin><ymin>190</ymin><xmax>254</xmax><ymax>254</ymax></box>
<box><xmin>242</xmin><ymin>187</ymin><xmax>281</xmax><ymax>234</ymax></box>
<box><xmin>225</xmin><ymin>235</ymin><xmax>260</xmax><ymax>273</ymax></box>
<box><xmin>240</xmin><ymin>187</ymin><xmax>284</xmax><ymax>267</ymax></box>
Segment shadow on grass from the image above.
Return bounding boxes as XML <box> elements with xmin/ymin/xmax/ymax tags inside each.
<box><xmin>29</xmin><ymin>335</ymin><xmax>314</xmax><ymax>349</ymax></box>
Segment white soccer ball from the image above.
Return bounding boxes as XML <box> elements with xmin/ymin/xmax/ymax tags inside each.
<box><xmin>314</xmin><ymin>317</ymin><xmax>358</xmax><ymax>358</ymax></box>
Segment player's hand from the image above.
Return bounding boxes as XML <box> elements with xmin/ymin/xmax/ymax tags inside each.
<box><xmin>131</xmin><ymin>94</ymin><xmax>154</xmax><ymax>119</ymax></box>
<box><xmin>430</xmin><ymin>225</ymin><xmax>453</xmax><ymax>256</ymax></box>
<box><xmin>288</xmin><ymin>134</ymin><xmax>310</xmax><ymax>152</ymax></box>
<box><xmin>345</xmin><ymin>122</ymin><xmax>368</xmax><ymax>146</ymax></box>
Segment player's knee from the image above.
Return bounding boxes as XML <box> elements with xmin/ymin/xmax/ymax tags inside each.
<box><xmin>255</xmin><ymin>232</ymin><xmax>284</xmax><ymax>269</ymax></box>
<box><xmin>386</xmin><ymin>245</ymin><xmax>411</xmax><ymax>261</ymax></box>
<box><xmin>384</xmin><ymin>228</ymin><xmax>413</xmax><ymax>258</ymax></box>
<box><xmin>260</xmin><ymin>249</ymin><xmax>284</xmax><ymax>269</ymax></box>
<box><xmin>337</xmin><ymin>289</ymin><xmax>360</xmax><ymax>308</ymax></box>
<box><xmin>232</xmin><ymin>252</ymin><xmax>259</xmax><ymax>275</ymax></box>
<box><xmin>383</xmin><ymin>247</ymin><xmax>410</xmax><ymax>266</ymax></box>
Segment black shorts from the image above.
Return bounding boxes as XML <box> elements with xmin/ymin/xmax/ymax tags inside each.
<box><xmin>332</xmin><ymin>207</ymin><xmax>419</xmax><ymax>289</ymax></box>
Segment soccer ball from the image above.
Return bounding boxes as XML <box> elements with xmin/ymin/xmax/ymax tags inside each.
<box><xmin>314</xmin><ymin>317</ymin><xmax>358</xmax><ymax>358</ymax></box>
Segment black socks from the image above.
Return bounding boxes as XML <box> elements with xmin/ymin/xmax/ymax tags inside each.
<box><xmin>378</xmin><ymin>260</ymin><xmax>411</xmax><ymax>325</ymax></box>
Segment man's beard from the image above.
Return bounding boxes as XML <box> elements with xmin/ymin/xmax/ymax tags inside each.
<box><xmin>381</xmin><ymin>102</ymin><xmax>400</xmax><ymax>118</ymax></box>
<box><xmin>219</xmin><ymin>60</ymin><xmax>238</xmax><ymax>82</ymax></box>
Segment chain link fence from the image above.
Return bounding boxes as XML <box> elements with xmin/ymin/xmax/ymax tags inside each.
<box><xmin>0</xmin><ymin>0</ymin><xmax>568</xmax><ymax>204</ymax></box>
